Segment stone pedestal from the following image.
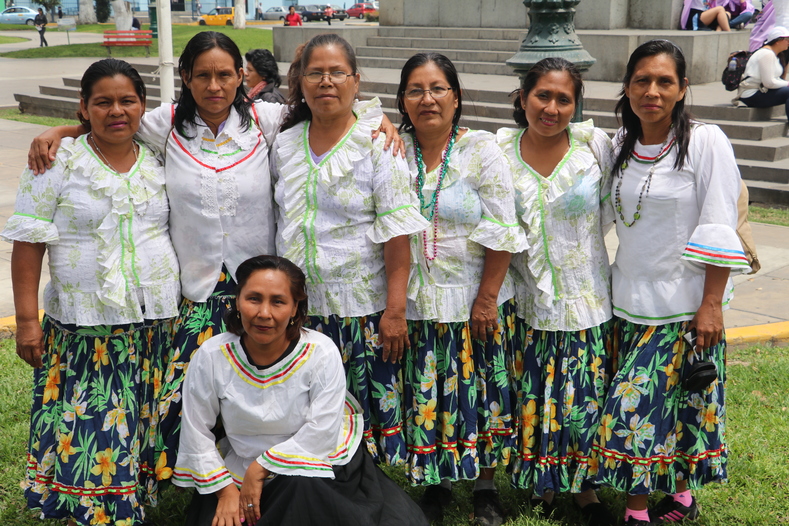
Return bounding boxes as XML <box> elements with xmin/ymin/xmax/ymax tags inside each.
<box><xmin>574</xmin><ymin>0</ymin><xmax>684</xmax><ymax>29</ymax></box>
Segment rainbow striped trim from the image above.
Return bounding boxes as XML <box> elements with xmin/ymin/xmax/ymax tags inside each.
<box><xmin>221</xmin><ymin>341</ymin><xmax>314</xmax><ymax>389</ymax></box>
<box><xmin>261</xmin><ymin>449</ymin><xmax>333</xmax><ymax>473</ymax></box>
<box><xmin>682</xmin><ymin>242</ymin><xmax>750</xmax><ymax>267</ymax></box>
<box><xmin>630</xmin><ymin>137</ymin><xmax>676</xmax><ymax>164</ymax></box>
<box><xmin>328</xmin><ymin>396</ymin><xmax>364</xmax><ymax>462</ymax></box>
<box><xmin>172</xmin><ymin>465</ymin><xmax>232</xmax><ymax>489</ymax></box>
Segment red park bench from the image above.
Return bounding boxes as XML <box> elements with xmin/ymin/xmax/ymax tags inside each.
<box><xmin>102</xmin><ymin>30</ymin><xmax>153</xmax><ymax>58</ymax></box>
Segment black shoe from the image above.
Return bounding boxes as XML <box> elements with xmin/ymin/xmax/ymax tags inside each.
<box><xmin>624</xmin><ymin>518</ymin><xmax>656</xmax><ymax>526</ymax></box>
<box><xmin>579</xmin><ymin>501</ymin><xmax>617</xmax><ymax>526</ymax></box>
<box><xmin>529</xmin><ymin>496</ymin><xmax>556</xmax><ymax>518</ymax></box>
<box><xmin>418</xmin><ymin>485</ymin><xmax>452</xmax><ymax>524</ymax></box>
<box><xmin>650</xmin><ymin>495</ymin><xmax>700</xmax><ymax>523</ymax></box>
<box><xmin>472</xmin><ymin>489</ymin><xmax>506</xmax><ymax>526</ymax></box>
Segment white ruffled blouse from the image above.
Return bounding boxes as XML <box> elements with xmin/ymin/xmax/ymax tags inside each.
<box><xmin>610</xmin><ymin>123</ymin><xmax>751</xmax><ymax>325</ymax></box>
<box><xmin>404</xmin><ymin>130</ymin><xmax>528</xmax><ymax>323</ymax></box>
<box><xmin>1</xmin><ymin>135</ymin><xmax>180</xmax><ymax>325</ymax></box>
<box><xmin>173</xmin><ymin>330</ymin><xmax>364</xmax><ymax>492</ymax></box>
<box><xmin>498</xmin><ymin>121</ymin><xmax>614</xmax><ymax>332</ymax></box>
<box><xmin>271</xmin><ymin>99</ymin><xmax>430</xmax><ymax>318</ymax></box>
<box><xmin>136</xmin><ymin>101</ymin><xmax>287</xmax><ymax>302</ymax></box>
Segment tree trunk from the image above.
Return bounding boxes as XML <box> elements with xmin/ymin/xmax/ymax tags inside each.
<box><xmin>112</xmin><ymin>0</ymin><xmax>133</xmax><ymax>29</ymax></box>
<box><xmin>233</xmin><ymin>0</ymin><xmax>245</xmax><ymax>29</ymax></box>
<box><xmin>78</xmin><ymin>0</ymin><xmax>97</xmax><ymax>24</ymax></box>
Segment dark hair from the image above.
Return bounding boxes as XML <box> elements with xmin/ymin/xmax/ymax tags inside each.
<box><xmin>511</xmin><ymin>57</ymin><xmax>583</xmax><ymax>129</ymax></box>
<box><xmin>225</xmin><ymin>255</ymin><xmax>309</xmax><ymax>342</ymax></box>
<box><xmin>78</xmin><ymin>58</ymin><xmax>146</xmax><ymax>130</ymax></box>
<box><xmin>613</xmin><ymin>39</ymin><xmax>691</xmax><ymax>175</ymax></box>
<box><xmin>281</xmin><ymin>34</ymin><xmax>358</xmax><ymax>132</ymax></box>
<box><xmin>175</xmin><ymin>31</ymin><xmax>250</xmax><ymax>138</ymax></box>
<box><xmin>766</xmin><ymin>36</ymin><xmax>786</xmax><ymax>47</ymax></box>
<box><xmin>396</xmin><ymin>52</ymin><xmax>462</xmax><ymax>134</ymax></box>
<box><xmin>245</xmin><ymin>48</ymin><xmax>281</xmax><ymax>87</ymax></box>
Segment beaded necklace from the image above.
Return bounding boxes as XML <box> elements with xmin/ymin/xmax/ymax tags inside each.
<box><xmin>89</xmin><ymin>132</ymin><xmax>139</xmax><ymax>175</ymax></box>
<box><xmin>414</xmin><ymin>125</ymin><xmax>458</xmax><ymax>261</ymax></box>
<box><xmin>614</xmin><ymin>135</ymin><xmax>674</xmax><ymax>227</ymax></box>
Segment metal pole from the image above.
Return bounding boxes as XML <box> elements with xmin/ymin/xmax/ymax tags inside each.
<box><xmin>156</xmin><ymin>0</ymin><xmax>175</xmax><ymax>103</ymax></box>
<box><xmin>148</xmin><ymin>0</ymin><xmax>158</xmax><ymax>38</ymax></box>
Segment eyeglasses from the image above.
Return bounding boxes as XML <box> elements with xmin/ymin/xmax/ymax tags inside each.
<box><xmin>303</xmin><ymin>71</ymin><xmax>353</xmax><ymax>84</ymax></box>
<box><xmin>404</xmin><ymin>86</ymin><xmax>453</xmax><ymax>100</ymax></box>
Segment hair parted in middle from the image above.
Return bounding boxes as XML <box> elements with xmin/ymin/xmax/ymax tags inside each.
<box><xmin>395</xmin><ymin>52</ymin><xmax>463</xmax><ymax>134</ymax></box>
<box><xmin>77</xmin><ymin>58</ymin><xmax>146</xmax><ymax>130</ymax></box>
<box><xmin>511</xmin><ymin>57</ymin><xmax>583</xmax><ymax>129</ymax></box>
<box><xmin>225</xmin><ymin>255</ymin><xmax>309</xmax><ymax>342</ymax></box>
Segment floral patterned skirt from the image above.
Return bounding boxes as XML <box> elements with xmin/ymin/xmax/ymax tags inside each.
<box><xmin>306</xmin><ymin>312</ymin><xmax>406</xmax><ymax>466</ymax></box>
<box><xmin>585</xmin><ymin>319</ymin><xmax>728</xmax><ymax>495</ymax></box>
<box><xmin>403</xmin><ymin>300</ymin><xmax>517</xmax><ymax>485</ymax></box>
<box><xmin>509</xmin><ymin>318</ymin><xmax>614</xmax><ymax>494</ymax></box>
<box><xmin>157</xmin><ymin>266</ymin><xmax>236</xmax><ymax>479</ymax></box>
<box><xmin>25</xmin><ymin>314</ymin><xmax>173</xmax><ymax>525</ymax></box>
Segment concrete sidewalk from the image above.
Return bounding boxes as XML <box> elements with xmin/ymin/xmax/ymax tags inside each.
<box><xmin>0</xmin><ymin>54</ymin><xmax>787</xmax><ymax>346</ymax></box>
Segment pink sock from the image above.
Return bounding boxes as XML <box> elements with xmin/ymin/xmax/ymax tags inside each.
<box><xmin>672</xmin><ymin>490</ymin><xmax>693</xmax><ymax>506</ymax></box>
<box><xmin>624</xmin><ymin>507</ymin><xmax>650</xmax><ymax>522</ymax></box>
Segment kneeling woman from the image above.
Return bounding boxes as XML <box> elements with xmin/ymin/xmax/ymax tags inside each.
<box><xmin>173</xmin><ymin>256</ymin><xmax>427</xmax><ymax>526</ymax></box>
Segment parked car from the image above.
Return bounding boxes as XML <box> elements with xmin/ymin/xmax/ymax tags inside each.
<box><xmin>328</xmin><ymin>5</ymin><xmax>347</xmax><ymax>20</ymax></box>
<box><xmin>0</xmin><ymin>6</ymin><xmax>38</xmax><ymax>25</ymax></box>
<box><xmin>346</xmin><ymin>2</ymin><xmax>375</xmax><ymax>19</ymax></box>
<box><xmin>199</xmin><ymin>6</ymin><xmax>234</xmax><ymax>26</ymax></box>
<box><xmin>299</xmin><ymin>5</ymin><xmax>325</xmax><ymax>21</ymax></box>
<box><xmin>262</xmin><ymin>6</ymin><xmax>289</xmax><ymax>20</ymax></box>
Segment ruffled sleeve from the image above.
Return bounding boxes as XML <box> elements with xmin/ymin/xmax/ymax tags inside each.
<box><xmin>173</xmin><ymin>337</ymin><xmax>234</xmax><ymax>494</ymax></box>
<box><xmin>681</xmin><ymin>124</ymin><xmax>751</xmax><ymax>273</ymax></box>
<box><xmin>466</xmin><ymin>133</ymin><xmax>528</xmax><ymax>253</ymax></box>
<box><xmin>252</xmin><ymin>100</ymin><xmax>289</xmax><ymax>146</ymax></box>
<box><xmin>257</xmin><ymin>339</ymin><xmax>348</xmax><ymax>479</ymax></box>
<box><xmin>1</xmin><ymin>157</ymin><xmax>66</xmax><ymax>244</ymax></box>
<box><xmin>585</xmin><ymin>124</ymin><xmax>616</xmax><ymax>226</ymax></box>
<box><xmin>368</xmin><ymin>137</ymin><xmax>430</xmax><ymax>244</ymax></box>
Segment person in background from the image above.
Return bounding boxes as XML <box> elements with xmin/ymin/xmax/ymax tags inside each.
<box><xmin>245</xmin><ymin>48</ymin><xmax>286</xmax><ymax>104</ymax></box>
<box><xmin>324</xmin><ymin>4</ymin><xmax>334</xmax><ymax>25</ymax></box>
<box><xmin>738</xmin><ymin>26</ymin><xmax>789</xmax><ymax>121</ymax></box>
<box><xmin>131</xmin><ymin>16</ymin><xmax>141</xmax><ymax>30</ymax></box>
<box><xmin>680</xmin><ymin>0</ymin><xmax>732</xmax><ymax>30</ymax></box>
<box><xmin>255</xmin><ymin>2</ymin><xmax>263</xmax><ymax>20</ymax></box>
<box><xmin>285</xmin><ymin>4</ymin><xmax>303</xmax><ymax>25</ymax></box>
<box><xmin>58</xmin><ymin>6</ymin><xmax>63</xmax><ymax>18</ymax></box>
<box><xmin>34</xmin><ymin>8</ymin><xmax>48</xmax><ymax>47</ymax></box>
<box><xmin>717</xmin><ymin>0</ymin><xmax>756</xmax><ymax>28</ymax></box>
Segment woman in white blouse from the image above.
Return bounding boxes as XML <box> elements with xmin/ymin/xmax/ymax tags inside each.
<box><xmin>738</xmin><ymin>26</ymin><xmax>789</xmax><ymax>120</ymax></box>
<box><xmin>174</xmin><ymin>255</ymin><xmax>427</xmax><ymax>526</ymax></box>
<box><xmin>396</xmin><ymin>52</ymin><xmax>527</xmax><ymax>525</ymax></box>
<box><xmin>497</xmin><ymin>57</ymin><xmax>616</xmax><ymax>526</ymax></box>
<box><xmin>270</xmin><ymin>34</ymin><xmax>429</xmax><ymax>469</ymax></box>
<box><xmin>589</xmin><ymin>40</ymin><xmax>750</xmax><ymax>526</ymax></box>
<box><xmin>3</xmin><ymin>59</ymin><xmax>180</xmax><ymax>526</ymax></box>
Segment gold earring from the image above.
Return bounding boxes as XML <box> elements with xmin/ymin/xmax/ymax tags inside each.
<box><xmin>289</xmin><ymin>318</ymin><xmax>295</xmax><ymax>326</ymax></box>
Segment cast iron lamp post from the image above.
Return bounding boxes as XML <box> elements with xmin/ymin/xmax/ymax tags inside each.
<box><xmin>507</xmin><ymin>0</ymin><xmax>595</xmax><ymax>120</ymax></box>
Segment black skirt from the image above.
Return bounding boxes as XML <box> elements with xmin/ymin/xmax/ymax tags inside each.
<box><xmin>184</xmin><ymin>447</ymin><xmax>428</xmax><ymax>526</ymax></box>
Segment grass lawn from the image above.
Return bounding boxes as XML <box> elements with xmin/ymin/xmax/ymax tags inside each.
<box><xmin>0</xmin><ymin>108</ymin><xmax>78</xmax><ymax>127</ymax></box>
<box><xmin>0</xmin><ymin>35</ymin><xmax>26</xmax><ymax>44</ymax></box>
<box><xmin>749</xmin><ymin>205</ymin><xmax>789</xmax><ymax>227</ymax></box>
<box><xmin>0</xmin><ymin>25</ymin><xmax>273</xmax><ymax>59</ymax></box>
<box><xmin>0</xmin><ymin>23</ymin><xmax>36</xmax><ymax>30</ymax></box>
<box><xmin>0</xmin><ymin>336</ymin><xmax>787</xmax><ymax>525</ymax></box>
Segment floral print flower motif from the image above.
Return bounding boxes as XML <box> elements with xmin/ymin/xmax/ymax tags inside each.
<box><xmin>562</xmin><ymin>381</ymin><xmax>575</xmax><ymax>419</ymax></box>
<box><xmin>613</xmin><ymin>370</ymin><xmax>651</xmax><ymax>413</ymax></box>
<box><xmin>196</xmin><ymin>326</ymin><xmax>213</xmax><ymax>347</ymax></box>
<box><xmin>597</xmin><ymin>413</ymin><xmax>614</xmax><ymax>448</ymax></box>
<box><xmin>701</xmin><ymin>403</ymin><xmax>719</xmax><ymax>432</ymax></box>
<box><xmin>56</xmin><ymin>432</ymin><xmax>77</xmax><ymax>463</ymax></box>
<box><xmin>415</xmin><ymin>399</ymin><xmax>438</xmax><ymax>431</ymax></box>
<box><xmin>543</xmin><ymin>402</ymin><xmax>560</xmax><ymax>433</ymax></box>
<box><xmin>364</xmin><ymin>325</ymin><xmax>380</xmax><ymax>350</ymax></box>
<box><xmin>421</xmin><ymin>351</ymin><xmax>437</xmax><ymax>392</ymax></box>
<box><xmin>43</xmin><ymin>368</ymin><xmax>60</xmax><ymax>404</ymax></box>
<box><xmin>93</xmin><ymin>338</ymin><xmax>110</xmax><ymax>370</ymax></box>
<box><xmin>443</xmin><ymin>372</ymin><xmax>457</xmax><ymax>396</ymax></box>
<box><xmin>615</xmin><ymin>414</ymin><xmax>655</xmax><ymax>452</ymax></box>
<box><xmin>155</xmin><ymin>451</ymin><xmax>173</xmax><ymax>481</ymax></box>
<box><xmin>546</xmin><ymin>356</ymin><xmax>556</xmax><ymax>386</ymax></box>
<box><xmin>489</xmin><ymin>401</ymin><xmax>504</xmax><ymax>429</ymax></box>
<box><xmin>439</xmin><ymin>411</ymin><xmax>455</xmax><ymax>440</ymax></box>
<box><xmin>90</xmin><ymin>506</ymin><xmax>111</xmax><ymax>524</ymax></box>
<box><xmin>459</xmin><ymin>337</ymin><xmax>474</xmax><ymax>380</ymax></box>
<box><xmin>103</xmin><ymin>392</ymin><xmax>130</xmax><ymax>442</ymax></box>
<box><xmin>664</xmin><ymin>340</ymin><xmax>683</xmax><ymax>391</ymax></box>
<box><xmin>90</xmin><ymin>448</ymin><xmax>117</xmax><ymax>487</ymax></box>
<box><xmin>379</xmin><ymin>390</ymin><xmax>398</xmax><ymax>413</ymax></box>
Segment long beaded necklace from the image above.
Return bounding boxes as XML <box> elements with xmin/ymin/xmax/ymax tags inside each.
<box><xmin>89</xmin><ymin>132</ymin><xmax>139</xmax><ymax>175</ymax></box>
<box><xmin>414</xmin><ymin>125</ymin><xmax>458</xmax><ymax>261</ymax></box>
<box><xmin>614</xmin><ymin>135</ymin><xmax>674</xmax><ymax>227</ymax></box>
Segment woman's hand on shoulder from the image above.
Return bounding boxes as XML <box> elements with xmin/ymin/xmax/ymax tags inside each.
<box><xmin>15</xmin><ymin>319</ymin><xmax>44</xmax><ymax>368</ymax></box>
<box><xmin>211</xmin><ymin>484</ymin><xmax>243</xmax><ymax>526</ymax></box>
<box><xmin>239</xmin><ymin>461</ymin><xmax>269</xmax><ymax>525</ymax></box>
<box><xmin>374</xmin><ymin>114</ymin><xmax>406</xmax><ymax>158</ymax></box>
<box><xmin>27</xmin><ymin>124</ymin><xmax>85</xmax><ymax>175</ymax></box>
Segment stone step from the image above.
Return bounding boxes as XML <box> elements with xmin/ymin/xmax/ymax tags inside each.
<box><xmin>357</xmin><ymin>45</ymin><xmax>514</xmax><ymax>64</ymax></box>
<box><xmin>582</xmin><ymin>97</ymin><xmax>784</xmax><ymax>122</ymax></box>
<box><xmin>738</xmin><ymin>159</ymin><xmax>789</xmax><ymax>185</ymax></box>
<box><xmin>377</xmin><ymin>26</ymin><xmax>525</xmax><ymax>41</ymax></box>
<box><xmin>62</xmin><ymin>77</ymin><xmax>182</xmax><ymax>99</ymax></box>
<box><xmin>729</xmin><ymin>137</ymin><xmax>789</xmax><ymax>163</ymax></box>
<box><xmin>38</xmin><ymin>85</ymin><xmax>164</xmax><ymax>109</ymax></box>
<box><xmin>365</xmin><ymin>36</ymin><xmax>520</xmax><ymax>53</ymax></box>
<box><xmin>359</xmin><ymin>56</ymin><xmax>514</xmax><ymax>76</ymax></box>
<box><xmin>584</xmin><ymin>110</ymin><xmax>788</xmax><ymax>142</ymax></box>
<box><xmin>16</xmin><ymin>94</ymin><xmax>80</xmax><ymax>120</ymax></box>
<box><xmin>743</xmin><ymin>179</ymin><xmax>789</xmax><ymax>207</ymax></box>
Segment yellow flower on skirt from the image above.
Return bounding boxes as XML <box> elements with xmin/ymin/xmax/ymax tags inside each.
<box><xmin>90</xmin><ymin>448</ymin><xmax>117</xmax><ymax>487</ymax></box>
<box><xmin>56</xmin><ymin>432</ymin><xmax>77</xmax><ymax>463</ymax></box>
<box><xmin>416</xmin><ymin>399</ymin><xmax>438</xmax><ymax>431</ymax></box>
<box><xmin>93</xmin><ymin>338</ymin><xmax>110</xmax><ymax>370</ymax></box>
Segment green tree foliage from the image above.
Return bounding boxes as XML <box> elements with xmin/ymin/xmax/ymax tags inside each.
<box><xmin>37</xmin><ymin>0</ymin><xmax>61</xmax><ymax>22</ymax></box>
<box><xmin>96</xmin><ymin>0</ymin><xmax>111</xmax><ymax>22</ymax></box>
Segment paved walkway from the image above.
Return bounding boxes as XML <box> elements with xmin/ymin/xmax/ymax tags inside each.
<box><xmin>0</xmin><ymin>53</ymin><xmax>787</xmax><ymax>341</ymax></box>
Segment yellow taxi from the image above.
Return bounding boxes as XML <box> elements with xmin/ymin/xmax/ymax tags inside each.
<box><xmin>199</xmin><ymin>6</ymin><xmax>235</xmax><ymax>26</ymax></box>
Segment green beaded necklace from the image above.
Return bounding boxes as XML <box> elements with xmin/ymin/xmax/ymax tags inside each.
<box><xmin>614</xmin><ymin>135</ymin><xmax>674</xmax><ymax>227</ymax></box>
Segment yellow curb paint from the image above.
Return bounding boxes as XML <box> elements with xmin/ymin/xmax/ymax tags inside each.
<box><xmin>727</xmin><ymin>321</ymin><xmax>789</xmax><ymax>346</ymax></box>
<box><xmin>0</xmin><ymin>310</ymin><xmax>45</xmax><ymax>336</ymax></box>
